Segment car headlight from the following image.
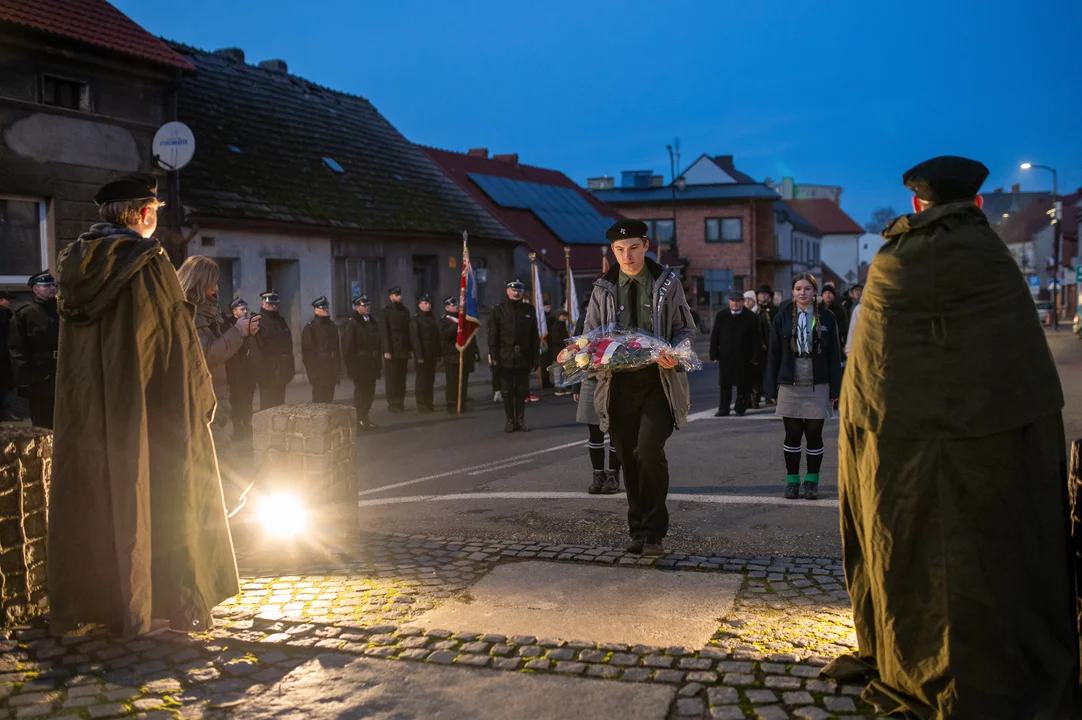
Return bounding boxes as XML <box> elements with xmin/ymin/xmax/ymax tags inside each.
<box><xmin>256</xmin><ymin>492</ymin><xmax>307</xmax><ymax>538</ymax></box>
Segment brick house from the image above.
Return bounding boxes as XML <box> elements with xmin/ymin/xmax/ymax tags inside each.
<box><xmin>0</xmin><ymin>0</ymin><xmax>194</xmax><ymax>294</ymax></box>
<box><xmin>167</xmin><ymin>43</ymin><xmax>520</xmax><ymax>371</ymax></box>
<box><xmin>421</xmin><ymin>147</ymin><xmax>624</xmax><ymax>310</ymax></box>
<box><xmin>589</xmin><ymin>154</ymin><xmax>778</xmax><ymax>326</ymax></box>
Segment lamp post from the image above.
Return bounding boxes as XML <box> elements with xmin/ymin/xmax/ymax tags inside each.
<box><xmin>666</xmin><ymin>144</ymin><xmax>680</xmax><ymax>260</ymax></box>
<box><xmin>1021</xmin><ymin>163</ymin><xmax>1060</xmax><ymax>330</ymax></box>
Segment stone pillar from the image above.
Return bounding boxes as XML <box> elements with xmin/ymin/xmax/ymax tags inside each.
<box><xmin>251</xmin><ymin>404</ymin><xmax>357</xmax><ymax>548</ymax></box>
<box><xmin>0</xmin><ymin>427</ymin><xmax>52</xmax><ymax>626</ymax></box>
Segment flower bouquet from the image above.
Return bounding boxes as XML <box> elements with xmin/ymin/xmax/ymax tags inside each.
<box><xmin>549</xmin><ymin>324</ymin><xmax>702</xmax><ymax>387</ymax></box>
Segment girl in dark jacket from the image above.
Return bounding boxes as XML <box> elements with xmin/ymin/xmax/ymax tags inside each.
<box><xmin>763</xmin><ymin>273</ymin><xmax>842</xmax><ymax>500</ymax></box>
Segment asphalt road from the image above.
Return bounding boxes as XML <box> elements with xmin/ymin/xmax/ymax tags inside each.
<box><xmin>354</xmin><ymin>331</ymin><xmax>1082</xmax><ymax>559</ymax></box>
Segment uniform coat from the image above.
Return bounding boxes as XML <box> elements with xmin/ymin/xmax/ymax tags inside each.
<box><xmin>49</xmin><ymin>223</ymin><xmax>238</xmax><ymax>637</ymax></box>
<box><xmin>0</xmin><ymin>305</ymin><xmax>11</xmax><ymax>408</ymax></box>
<box><xmin>487</xmin><ymin>299</ymin><xmax>540</xmax><ymax>371</ymax></box>
<box><xmin>8</xmin><ymin>297</ymin><xmax>59</xmax><ymax>427</ymax></box>
<box><xmin>409</xmin><ymin>311</ymin><xmax>442</xmax><ymax>362</ymax></box>
<box><xmin>708</xmin><ymin>309</ymin><xmax>759</xmax><ymax>389</ymax></box>
<box><xmin>825</xmin><ymin>202</ymin><xmax>1078</xmax><ymax>718</ymax></box>
<box><xmin>250</xmin><ymin>310</ymin><xmax>295</xmax><ymax>389</ymax></box>
<box><xmin>379</xmin><ymin>303</ymin><xmax>412</xmax><ymax>360</ymax></box>
<box><xmin>341</xmin><ymin>311</ymin><xmax>381</xmax><ymax>422</ymax></box>
<box><xmin>301</xmin><ymin>315</ymin><xmax>343</xmax><ymax>387</ymax></box>
<box><xmin>440</xmin><ymin>313</ymin><xmax>481</xmax><ymax>410</ymax></box>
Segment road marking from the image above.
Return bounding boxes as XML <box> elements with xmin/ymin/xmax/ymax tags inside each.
<box><xmin>686</xmin><ymin>410</ymin><xmax>841</xmax><ymax>422</ymax></box>
<box><xmin>358</xmin><ymin>491</ymin><xmax>839</xmax><ymax>509</ymax></box>
<box><xmin>467</xmin><ymin>459</ymin><xmax>534</xmax><ymax>476</ymax></box>
<box><xmin>357</xmin><ymin>440</ymin><xmax>588</xmax><ymax>496</ymax></box>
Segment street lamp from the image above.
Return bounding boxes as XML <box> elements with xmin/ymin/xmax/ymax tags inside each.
<box><xmin>1021</xmin><ymin>162</ymin><xmax>1060</xmax><ymax>329</ymax></box>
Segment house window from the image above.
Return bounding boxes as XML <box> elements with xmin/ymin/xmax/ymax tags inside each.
<box><xmin>334</xmin><ymin>256</ymin><xmax>384</xmax><ymax>319</ymax></box>
<box><xmin>639</xmin><ymin>219</ymin><xmax>674</xmax><ymax>245</ymax></box>
<box><xmin>0</xmin><ymin>197</ymin><xmax>48</xmax><ymax>285</ymax></box>
<box><xmin>42</xmin><ymin>75</ymin><xmax>89</xmax><ymax>110</ymax></box>
<box><xmin>705</xmin><ymin>217</ymin><xmax>743</xmax><ymax>243</ymax></box>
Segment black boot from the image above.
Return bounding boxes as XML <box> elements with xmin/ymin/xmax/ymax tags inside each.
<box><xmin>505</xmin><ymin>417</ymin><xmax>516</xmax><ymax>433</ymax></box>
<box><xmin>516</xmin><ymin>416</ymin><xmax>531</xmax><ymax>432</ymax></box>
<box><xmin>601</xmin><ymin>469</ymin><xmax>620</xmax><ymax>494</ymax></box>
<box><xmin>625</xmin><ymin>537</ymin><xmax>644</xmax><ymax>554</ymax></box>
<box><xmin>588</xmin><ymin>470</ymin><xmax>605</xmax><ymax>495</ymax></box>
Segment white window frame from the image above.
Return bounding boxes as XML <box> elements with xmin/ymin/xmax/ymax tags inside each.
<box><xmin>0</xmin><ymin>195</ymin><xmax>49</xmax><ymax>285</ymax></box>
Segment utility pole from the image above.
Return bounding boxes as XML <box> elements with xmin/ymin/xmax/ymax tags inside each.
<box><xmin>666</xmin><ymin>144</ymin><xmax>680</xmax><ymax>260</ymax></box>
<box><xmin>1022</xmin><ymin>163</ymin><xmax>1060</xmax><ymax>330</ymax></box>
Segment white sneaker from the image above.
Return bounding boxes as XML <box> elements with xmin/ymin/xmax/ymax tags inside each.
<box><xmin>493</xmin><ymin>391</ymin><xmax>503</xmax><ymax>403</ymax></box>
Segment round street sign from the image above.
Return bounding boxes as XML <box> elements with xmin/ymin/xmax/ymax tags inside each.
<box><xmin>153</xmin><ymin>121</ymin><xmax>196</xmax><ymax>171</ymax></box>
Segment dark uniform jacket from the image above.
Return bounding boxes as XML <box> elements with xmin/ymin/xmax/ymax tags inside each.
<box><xmin>763</xmin><ymin>300</ymin><xmax>842</xmax><ymax>399</ymax></box>
<box><xmin>549</xmin><ymin>316</ymin><xmax>571</xmax><ymax>355</ymax></box>
<box><xmin>826</xmin><ymin>299</ymin><xmax>849</xmax><ymax>347</ymax></box>
<box><xmin>0</xmin><ymin>306</ymin><xmax>12</xmax><ymax>391</ymax></box>
<box><xmin>440</xmin><ymin>313</ymin><xmax>481</xmax><ymax>371</ymax></box>
<box><xmin>341</xmin><ymin>312</ymin><xmax>382</xmax><ymax>380</ymax></box>
<box><xmin>409</xmin><ymin>310</ymin><xmax>441</xmax><ymax>362</ymax></box>
<box><xmin>301</xmin><ymin>315</ymin><xmax>342</xmax><ymax>387</ymax></box>
<box><xmin>9</xmin><ymin>297</ymin><xmax>59</xmax><ymax>399</ymax></box>
<box><xmin>225</xmin><ymin>316</ymin><xmax>256</xmax><ymax>393</ymax></box>
<box><xmin>488</xmin><ymin>299</ymin><xmax>540</xmax><ymax>370</ymax></box>
<box><xmin>379</xmin><ymin>303</ymin><xmax>412</xmax><ymax>359</ymax></box>
<box><xmin>709</xmin><ymin>309</ymin><xmax>759</xmax><ymax>386</ymax></box>
<box><xmin>251</xmin><ymin>309</ymin><xmax>295</xmax><ymax>387</ymax></box>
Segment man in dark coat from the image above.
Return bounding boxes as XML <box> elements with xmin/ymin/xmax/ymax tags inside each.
<box><xmin>821</xmin><ymin>284</ymin><xmax>849</xmax><ymax>347</ymax></box>
<box><xmin>409</xmin><ymin>294</ymin><xmax>441</xmax><ymax>413</ymax></box>
<box><xmin>440</xmin><ymin>296</ymin><xmax>480</xmax><ymax>412</ymax></box>
<box><xmin>0</xmin><ymin>291</ymin><xmax>14</xmax><ymax>420</ymax></box>
<box><xmin>226</xmin><ymin>298</ymin><xmax>257</xmax><ymax>441</ymax></box>
<box><xmin>488</xmin><ymin>280</ymin><xmax>540</xmax><ymax>433</ymax></box>
<box><xmin>824</xmin><ymin>156</ymin><xmax>1080</xmax><ymax>718</ymax></box>
<box><xmin>744</xmin><ymin>291</ymin><xmax>771</xmax><ymax>409</ymax></box>
<box><xmin>301</xmin><ymin>296</ymin><xmax>341</xmax><ymax>404</ymax></box>
<box><xmin>9</xmin><ymin>271</ymin><xmax>59</xmax><ymax>429</ymax></box>
<box><xmin>756</xmin><ymin>284</ymin><xmax>778</xmax><ymax>324</ymax></box>
<box><xmin>50</xmin><ymin>173</ymin><xmax>237</xmax><ymax>637</ymax></box>
<box><xmin>251</xmin><ymin>290</ymin><xmax>295</xmax><ymax>410</ymax></box>
<box><xmin>341</xmin><ymin>295</ymin><xmax>382</xmax><ymax>429</ymax></box>
<box><xmin>709</xmin><ymin>291</ymin><xmax>759</xmax><ymax>417</ymax></box>
<box><xmin>379</xmin><ymin>287</ymin><xmax>411</xmax><ymax>412</ymax></box>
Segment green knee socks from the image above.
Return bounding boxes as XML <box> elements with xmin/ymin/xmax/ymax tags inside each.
<box><xmin>804</xmin><ymin>473</ymin><xmax>820</xmax><ymax>485</ymax></box>
<box><xmin>786</xmin><ymin>474</ymin><xmax>800</xmax><ymax>486</ymax></box>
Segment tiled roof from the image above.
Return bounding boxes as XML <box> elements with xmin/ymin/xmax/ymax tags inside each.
<box><xmin>775</xmin><ymin>201</ymin><xmax>821</xmax><ymax>236</ymax></box>
<box><xmin>783</xmin><ymin>199</ymin><xmax>863</xmax><ymax>235</ymax></box>
<box><xmin>168</xmin><ymin>43</ymin><xmax>518</xmax><ymax>242</ymax></box>
<box><xmin>1000</xmin><ymin>191</ymin><xmax>1081</xmax><ymax>246</ymax></box>
<box><xmin>422</xmin><ymin>147</ymin><xmax>622</xmax><ymax>271</ymax></box>
<box><xmin>0</xmin><ymin>0</ymin><xmax>193</xmax><ymax>70</ymax></box>
<box><xmin>981</xmin><ymin>189</ymin><xmax>1051</xmax><ymax>224</ymax></box>
<box><xmin>592</xmin><ymin>183</ymin><xmax>779</xmax><ymax>204</ymax></box>
<box><xmin>711</xmin><ymin>156</ymin><xmax>758</xmax><ymax>184</ymax></box>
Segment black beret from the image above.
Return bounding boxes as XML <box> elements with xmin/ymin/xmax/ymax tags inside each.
<box><xmin>28</xmin><ymin>271</ymin><xmax>55</xmax><ymax>287</ymax></box>
<box><xmin>605</xmin><ymin>219</ymin><xmax>650</xmax><ymax>242</ymax></box>
<box><xmin>312</xmin><ymin>295</ymin><xmax>329</xmax><ymax>309</ymax></box>
<box><xmin>506</xmin><ymin>280</ymin><xmax>525</xmax><ymax>290</ymax></box>
<box><xmin>757</xmin><ymin>285</ymin><xmax>773</xmax><ymax>295</ymax></box>
<box><xmin>417</xmin><ymin>294</ymin><xmax>432</xmax><ymax>303</ymax></box>
<box><xmin>94</xmin><ymin>173</ymin><xmax>158</xmax><ymax>206</ymax></box>
<box><xmin>903</xmin><ymin>156</ymin><xmax>989</xmax><ymax>203</ymax></box>
<box><xmin>443</xmin><ymin>296</ymin><xmax>458</xmax><ymax>307</ymax></box>
<box><xmin>353</xmin><ymin>295</ymin><xmax>371</xmax><ymax>307</ymax></box>
<box><xmin>230</xmin><ymin>298</ymin><xmax>248</xmax><ymax>309</ymax></box>
<box><xmin>260</xmin><ymin>290</ymin><xmax>280</xmax><ymax>303</ymax></box>
<box><xmin>388</xmin><ymin>286</ymin><xmax>402</xmax><ymax>295</ymax></box>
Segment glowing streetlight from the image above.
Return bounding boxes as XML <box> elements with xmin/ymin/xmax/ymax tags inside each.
<box><xmin>1020</xmin><ymin>161</ymin><xmax>1060</xmax><ymax>329</ymax></box>
<box><xmin>1020</xmin><ymin>162</ymin><xmax>1033</xmax><ymax>170</ymax></box>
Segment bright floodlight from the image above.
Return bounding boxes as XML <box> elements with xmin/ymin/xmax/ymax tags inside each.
<box><xmin>1021</xmin><ymin>163</ymin><xmax>1033</xmax><ymax>170</ymax></box>
<box><xmin>258</xmin><ymin>492</ymin><xmax>307</xmax><ymax>538</ymax></box>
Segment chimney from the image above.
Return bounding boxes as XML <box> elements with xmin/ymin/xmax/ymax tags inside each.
<box><xmin>650</xmin><ymin>175</ymin><xmax>665</xmax><ymax>188</ymax></box>
<box><xmin>991</xmin><ymin>187</ymin><xmax>1003</xmax><ymax>193</ymax></box>
<box><xmin>259</xmin><ymin>59</ymin><xmax>288</xmax><ymax>73</ymax></box>
<box><xmin>715</xmin><ymin>155</ymin><xmax>734</xmax><ymax>167</ymax></box>
<box><xmin>587</xmin><ymin>176</ymin><xmax>614</xmax><ymax>191</ymax></box>
<box><xmin>467</xmin><ymin>148</ymin><xmax>489</xmax><ymax>159</ymax></box>
<box><xmin>1011</xmin><ymin>183</ymin><xmax>1021</xmax><ymax>193</ymax></box>
<box><xmin>213</xmin><ymin>47</ymin><xmax>245</xmax><ymax>63</ymax></box>
<box><xmin>493</xmin><ymin>153</ymin><xmax>519</xmax><ymax>165</ymax></box>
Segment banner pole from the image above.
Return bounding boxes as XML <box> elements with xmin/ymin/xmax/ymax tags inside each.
<box><xmin>457</xmin><ymin>348</ymin><xmax>464</xmax><ymax>414</ymax></box>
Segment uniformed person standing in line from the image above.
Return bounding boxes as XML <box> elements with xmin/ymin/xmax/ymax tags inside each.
<box><xmin>0</xmin><ymin>291</ymin><xmax>14</xmax><ymax>420</ymax></box>
<box><xmin>585</xmin><ymin>220</ymin><xmax>696</xmax><ymax>556</ymax></box>
<box><xmin>488</xmin><ymin>280</ymin><xmax>539</xmax><ymax>433</ymax></box>
<box><xmin>8</xmin><ymin>271</ymin><xmax>60</xmax><ymax>429</ymax></box>
<box><xmin>379</xmin><ymin>286</ymin><xmax>411</xmax><ymax>413</ymax></box>
<box><xmin>251</xmin><ymin>290</ymin><xmax>295</xmax><ymax>410</ymax></box>
<box><xmin>226</xmin><ymin>298</ymin><xmax>257</xmax><ymax>440</ymax></box>
<box><xmin>409</xmin><ymin>294</ymin><xmax>441</xmax><ymax>413</ymax></box>
<box><xmin>440</xmin><ymin>296</ymin><xmax>481</xmax><ymax>412</ymax></box>
<box><xmin>301</xmin><ymin>296</ymin><xmax>341</xmax><ymax>404</ymax></box>
<box><xmin>341</xmin><ymin>296</ymin><xmax>381</xmax><ymax>429</ymax></box>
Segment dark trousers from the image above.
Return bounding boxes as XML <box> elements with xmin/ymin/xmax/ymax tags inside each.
<box><xmin>259</xmin><ymin>385</ymin><xmax>287</xmax><ymax>411</ymax></box>
<box><xmin>750</xmin><ymin>363</ymin><xmax>764</xmax><ymax>405</ymax></box>
<box><xmin>445</xmin><ymin>363</ymin><xmax>472</xmax><ymax>411</ymax></box>
<box><xmin>384</xmin><ymin>359</ymin><xmax>408</xmax><ymax>410</ymax></box>
<box><xmin>312</xmin><ymin>384</ymin><xmax>336</xmax><ymax>404</ymax></box>
<box><xmin>609</xmin><ymin>367</ymin><xmax>674</xmax><ymax>541</ymax></box>
<box><xmin>499</xmin><ymin>368</ymin><xmax>531</xmax><ymax>420</ymax></box>
<box><xmin>28</xmin><ymin>394</ymin><xmax>54</xmax><ymax>430</ymax></box>
<box><xmin>415</xmin><ymin>358</ymin><xmax>436</xmax><ymax>410</ymax></box>
<box><xmin>353</xmin><ymin>372</ymin><xmax>376</xmax><ymax>423</ymax></box>
<box><xmin>231</xmin><ymin>384</ymin><xmax>255</xmax><ymax>438</ymax></box>
<box><xmin>719</xmin><ymin>384</ymin><xmax>750</xmax><ymax>416</ymax></box>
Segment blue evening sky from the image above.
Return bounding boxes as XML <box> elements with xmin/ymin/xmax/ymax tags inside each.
<box><xmin>115</xmin><ymin>0</ymin><xmax>1082</xmax><ymax>227</ymax></box>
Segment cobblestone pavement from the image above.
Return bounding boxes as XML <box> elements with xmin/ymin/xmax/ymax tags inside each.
<box><xmin>0</xmin><ymin>533</ymin><xmax>886</xmax><ymax>719</ymax></box>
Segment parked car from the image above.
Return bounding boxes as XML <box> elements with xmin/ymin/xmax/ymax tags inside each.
<box><xmin>1035</xmin><ymin>301</ymin><xmax>1053</xmax><ymax>324</ymax></box>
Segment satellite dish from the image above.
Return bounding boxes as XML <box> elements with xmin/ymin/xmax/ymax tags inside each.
<box><xmin>153</xmin><ymin>121</ymin><xmax>196</xmax><ymax>171</ymax></box>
